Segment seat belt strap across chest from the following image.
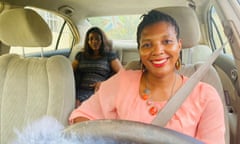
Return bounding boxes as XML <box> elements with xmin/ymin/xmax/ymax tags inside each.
<box><xmin>151</xmin><ymin>42</ymin><xmax>228</xmax><ymax>126</ymax></box>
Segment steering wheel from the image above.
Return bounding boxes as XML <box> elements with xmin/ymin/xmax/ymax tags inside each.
<box><xmin>64</xmin><ymin>119</ymin><xmax>203</xmax><ymax>144</ymax></box>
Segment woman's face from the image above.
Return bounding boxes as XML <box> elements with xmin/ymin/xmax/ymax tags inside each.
<box><xmin>88</xmin><ymin>32</ymin><xmax>102</xmax><ymax>52</ymax></box>
<box><xmin>139</xmin><ymin>21</ymin><xmax>182</xmax><ymax>77</ymax></box>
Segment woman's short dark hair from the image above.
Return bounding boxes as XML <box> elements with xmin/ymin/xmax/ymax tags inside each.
<box><xmin>83</xmin><ymin>27</ymin><xmax>111</xmax><ymax>57</ymax></box>
<box><xmin>136</xmin><ymin>10</ymin><xmax>180</xmax><ymax>49</ymax></box>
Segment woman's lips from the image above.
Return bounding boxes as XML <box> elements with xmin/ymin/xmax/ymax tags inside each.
<box><xmin>151</xmin><ymin>58</ymin><xmax>168</xmax><ymax>67</ymax></box>
<box><xmin>92</xmin><ymin>44</ymin><xmax>99</xmax><ymax>49</ymax></box>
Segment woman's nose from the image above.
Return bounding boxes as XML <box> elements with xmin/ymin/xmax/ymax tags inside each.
<box><xmin>152</xmin><ymin>43</ymin><xmax>164</xmax><ymax>55</ymax></box>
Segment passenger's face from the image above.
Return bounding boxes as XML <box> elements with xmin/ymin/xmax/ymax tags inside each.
<box><xmin>139</xmin><ymin>21</ymin><xmax>182</xmax><ymax>77</ymax></box>
<box><xmin>88</xmin><ymin>32</ymin><xmax>102</xmax><ymax>51</ymax></box>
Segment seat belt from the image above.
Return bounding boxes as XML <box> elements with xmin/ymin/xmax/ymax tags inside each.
<box><xmin>151</xmin><ymin>42</ymin><xmax>228</xmax><ymax>126</ymax></box>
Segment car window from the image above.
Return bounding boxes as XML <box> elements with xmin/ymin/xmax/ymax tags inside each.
<box><xmin>208</xmin><ymin>6</ymin><xmax>232</xmax><ymax>55</ymax></box>
<box><xmin>88</xmin><ymin>15</ymin><xmax>141</xmax><ymax>40</ymax></box>
<box><xmin>10</xmin><ymin>7</ymin><xmax>74</xmax><ymax>56</ymax></box>
<box><xmin>235</xmin><ymin>0</ymin><xmax>240</xmax><ymax>13</ymax></box>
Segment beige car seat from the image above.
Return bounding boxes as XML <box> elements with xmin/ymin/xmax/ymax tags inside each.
<box><xmin>0</xmin><ymin>8</ymin><xmax>75</xmax><ymax>143</ymax></box>
<box><xmin>125</xmin><ymin>6</ymin><xmax>230</xmax><ymax>144</ymax></box>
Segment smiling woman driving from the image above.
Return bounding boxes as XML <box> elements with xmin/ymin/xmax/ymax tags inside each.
<box><xmin>69</xmin><ymin>10</ymin><xmax>225</xmax><ymax>144</ymax></box>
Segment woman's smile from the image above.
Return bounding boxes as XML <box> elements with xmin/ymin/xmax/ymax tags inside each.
<box><xmin>151</xmin><ymin>58</ymin><xmax>168</xmax><ymax>67</ymax></box>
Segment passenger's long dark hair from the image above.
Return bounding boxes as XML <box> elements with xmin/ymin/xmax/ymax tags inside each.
<box><xmin>83</xmin><ymin>27</ymin><xmax>111</xmax><ymax>57</ymax></box>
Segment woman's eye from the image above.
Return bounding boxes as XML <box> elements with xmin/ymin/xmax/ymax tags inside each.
<box><xmin>89</xmin><ymin>37</ymin><xmax>100</xmax><ymax>41</ymax></box>
<box><xmin>141</xmin><ymin>43</ymin><xmax>151</xmax><ymax>48</ymax></box>
<box><xmin>163</xmin><ymin>39</ymin><xmax>173</xmax><ymax>44</ymax></box>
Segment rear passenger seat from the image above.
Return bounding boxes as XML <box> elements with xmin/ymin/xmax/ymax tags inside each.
<box><xmin>69</xmin><ymin>41</ymin><xmax>213</xmax><ymax>71</ymax></box>
<box><xmin>112</xmin><ymin>40</ymin><xmax>138</xmax><ymax>66</ymax></box>
<box><xmin>69</xmin><ymin>40</ymin><xmax>139</xmax><ymax>67</ymax></box>
<box><xmin>114</xmin><ymin>43</ymin><xmax>213</xmax><ymax>67</ymax></box>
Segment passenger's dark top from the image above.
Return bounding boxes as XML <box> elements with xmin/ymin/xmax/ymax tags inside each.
<box><xmin>74</xmin><ymin>51</ymin><xmax>117</xmax><ymax>102</ymax></box>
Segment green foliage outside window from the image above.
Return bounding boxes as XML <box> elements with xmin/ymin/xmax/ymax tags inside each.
<box><xmin>88</xmin><ymin>15</ymin><xmax>141</xmax><ymax>40</ymax></box>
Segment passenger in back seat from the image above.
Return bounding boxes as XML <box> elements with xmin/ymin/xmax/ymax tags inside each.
<box><xmin>72</xmin><ymin>27</ymin><xmax>122</xmax><ymax>107</ymax></box>
<box><xmin>69</xmin><ymin>10</ymin><xmax>225</xmax><ymax>144</ymax></box>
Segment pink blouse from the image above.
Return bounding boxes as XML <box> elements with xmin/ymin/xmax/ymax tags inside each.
<box><xmin>69</xmin><ymin>69</ymin><xmax>225</xmax><ymax>144</ymax></box>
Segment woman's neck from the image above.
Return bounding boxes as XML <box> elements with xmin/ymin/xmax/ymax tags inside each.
<box><xmin>142</xmin><ymin>71</ymin><xmax>181</xmax><ymax>101</ymax></box>
<box><xmin>146</xmin><ymin>72</ymin><xmax>176</xmax><ymax>88</ymax></box>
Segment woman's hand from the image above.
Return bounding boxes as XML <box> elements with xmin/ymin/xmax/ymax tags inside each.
<box><xmin>75</xmin><ymin>99</ymin><xmax>81</xmax><ymax>108</ymax></box>
<box><xmin>70</xmin><ymin>116</ymin><xmax>89</xmax><ymax>124</ymax></box>
<box><xmin>89</xmin><ymin>82</ymin><xmax>102</xmax><ymax>92</ymax></box>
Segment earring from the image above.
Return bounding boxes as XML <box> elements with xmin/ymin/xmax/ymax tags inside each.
<box><xmin>175</xmin><ymin>58</ymin><xmax>181</xmax><ymax>70</ymax></box>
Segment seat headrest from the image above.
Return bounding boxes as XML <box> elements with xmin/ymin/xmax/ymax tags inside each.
<box><xmin>154</xmin><ymin>6</ymin><xmax>201</xmax><ymax>48</ymax></box>
<box><xmin>0</xmin><ymin>8</ymin><xmax>52</xmax><ymax>47</ymax></box>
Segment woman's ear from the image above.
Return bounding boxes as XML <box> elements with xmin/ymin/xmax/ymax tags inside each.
<box><xmin>178</xmin><ymin>39</ymin><xmax>182</xmax><ymax>50</ymax></box>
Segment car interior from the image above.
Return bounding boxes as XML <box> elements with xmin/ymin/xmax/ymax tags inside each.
<box><xmin>0</xmin><ymin>0</ymin><xmax>239</xmax><ymax>143</ymax></box>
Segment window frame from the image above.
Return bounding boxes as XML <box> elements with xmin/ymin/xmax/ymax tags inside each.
<box><xmin>207</xmin><ymin>6</ymin><xmax>232</xmax><ymax>55</ymax></box>
<box><xmin>10</xmin><ymin>7</ymin><xmax>78</xmax><ymax>57</ymax></box>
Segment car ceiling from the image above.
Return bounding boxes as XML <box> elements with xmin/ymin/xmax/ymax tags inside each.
<box><xmin>0</xmin><ymin>0</ymin><xmax>210</xmax><ymax>24</ymax></box>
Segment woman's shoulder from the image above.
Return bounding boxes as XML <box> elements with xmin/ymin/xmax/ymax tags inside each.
<box><xmin>75</xmin><ymin>51</ymin><xmax>84</xmax><ymax>60</ymax></box>
<box><xmin>105</xmin><ymin>51</ymin><xmax>118</xmax><ymax>60</ymax></box>
<box><xmin>182</xmin><ymin>76</ymin><xmax>218</xmax><ymax>92</ymax></box>
<box><xmin>116</xmin><ymin>68</ymin><xmax>141</xmax><ymax>76</ymax></box>
<box><xmin>100</xmin><ymin>69</ymin><xmax>142</xmax><ymax>94</ymax></box>
<box><xmin>182</xmin><ymin>75</ymin><xmax>220</xmax><ymax>102</ymax></box>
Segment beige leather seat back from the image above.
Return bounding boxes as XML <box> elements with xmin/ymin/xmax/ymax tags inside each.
<box><xmin>0</xmin><ymin>8</ymin><xmax>75</xmax><ymax>143</ymax></box>
<box><xmin>125</xmin><ymin>6</ymin><xmax>230</xmax><ymax>144</ymax></box>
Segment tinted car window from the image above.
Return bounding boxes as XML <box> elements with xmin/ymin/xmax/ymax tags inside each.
<box><xmin>10</xmin><ymin>8</ymin><xmax>74</xmax><ymax>56</ymax></box>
